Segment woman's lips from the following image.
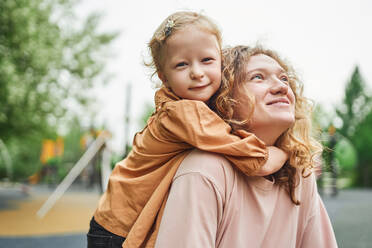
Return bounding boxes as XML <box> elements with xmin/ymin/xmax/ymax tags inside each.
<box><xmin>267</xmin><ymin>98</ymin><xmax>290</xmax><ymax>105</ymax></box>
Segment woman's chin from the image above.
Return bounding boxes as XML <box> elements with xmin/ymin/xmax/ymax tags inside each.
<box><xmin>268</xmin><ymin>114</ymin><xmax>295</xmax><ymax>129</ymax></box>
<box><xmin>282</xmin><ymin>117</ymin><xmax>295</xmax><ymax>128</ymax></box>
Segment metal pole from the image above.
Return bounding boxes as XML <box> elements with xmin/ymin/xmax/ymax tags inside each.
<box><xmin>36</xmin><ymin>131</ymin><xmax>109</xmax><ymax>218</ymax></box>
<box><xmin>100</xmin><ymin>146</ymin><xmax>112</xmax><ymax>192</ymax></box>
<box><xmin>123</xmin><ymin>82</ymin><xmax>132</xmax><ymax>157</ymax></box>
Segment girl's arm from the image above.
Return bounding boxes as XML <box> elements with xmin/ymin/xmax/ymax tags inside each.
<box><xmin>156</xmin><ymin>100</ymin><xmax>268</xmax><ymax>176</ymax></box>
<box><xmin>254</xmin><ymin>146</ymin><xmax>288</xmax><ymax>176</ymax></box>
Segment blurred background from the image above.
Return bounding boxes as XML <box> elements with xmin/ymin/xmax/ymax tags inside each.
<box><xmin>0</xmin><ymin>0</ymin><xmax>371</xmax><ymax>247</ymax></box>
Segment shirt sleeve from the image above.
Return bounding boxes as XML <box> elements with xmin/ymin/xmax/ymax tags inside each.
<box><xmin>300</xmin><ymin>188</ymin><xmax>338</xmax><ymax>247</ymax></box>
<box><xmin>156</xmin><ymin>100</ymin><xmax>268</xmax><ymax>175</ymax></box>
<box><xmin>154</xmin><ymin>172</ymin><xmax>223</xmax><ymax>248</ymax></box>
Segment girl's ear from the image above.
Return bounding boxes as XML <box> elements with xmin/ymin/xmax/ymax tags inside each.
<box><xmin>158</xmin><ymin>71</ymin><xmax>168</xmax><ymax>86</ymax></box>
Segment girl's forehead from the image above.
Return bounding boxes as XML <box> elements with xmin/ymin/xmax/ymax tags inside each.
<box><xmin>163</xmin><ymin>27</ymin><xmax>220</xmax><ymax>55</ymax></box>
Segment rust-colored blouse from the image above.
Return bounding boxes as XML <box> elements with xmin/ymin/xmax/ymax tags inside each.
<box><xmin>93</xmin><ymin>87</ymin><xmax>268</xmax><ymax>248</ymax></box>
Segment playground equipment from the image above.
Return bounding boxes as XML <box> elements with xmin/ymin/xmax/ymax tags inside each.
<box><xmin>36</xmin><ymin>131</ymin><xmax>112</xmax><ymax>218</ymax></box>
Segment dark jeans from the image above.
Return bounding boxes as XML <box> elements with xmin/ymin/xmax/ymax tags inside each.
<box><xmin>87</xmin><ymin>217</ymin><xmax>126</xmax><ymax>248</ymax></box>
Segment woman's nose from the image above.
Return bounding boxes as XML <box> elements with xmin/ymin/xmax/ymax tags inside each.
<box><xmin>190</xmin><ymin>64</ymin><xmax>204</xmax><ymax>80</ymax></box>
<box><xmin>270</xmin><ymin>77</ymin><xmax>288</xmax><ymax>95</ymax></box>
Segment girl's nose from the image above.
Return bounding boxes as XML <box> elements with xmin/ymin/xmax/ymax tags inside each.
<box><xmin>190</xmin><ymin>64</ymin><xmax>204</xmax><ymax>80</ymax></box>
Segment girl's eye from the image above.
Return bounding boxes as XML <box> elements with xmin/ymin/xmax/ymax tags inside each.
<box><xmin>176</xmin><ymin>62</ymin><xmax>187</xmax><ymax>68</ymax></box>
<box><xmin>202</xmin><ymin>57</ymin><xmax>214</xmax><ymax>62</ymax></box>
<box><xmin>251</xmin><ymin>74</ymin><xmax>263</xmax><ymax>80</ymax></box>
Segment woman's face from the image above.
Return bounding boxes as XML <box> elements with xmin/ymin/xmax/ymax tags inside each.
<box><xmin>234</xmin><ymin>54</ymin><xmax>295</xmax><ymax>142</ymax></box>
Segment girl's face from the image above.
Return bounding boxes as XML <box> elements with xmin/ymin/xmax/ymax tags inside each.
<box><xmin>158</xmin><ymin>25</ymin><xmax>221</xmax><ymax>102</ymax></box>
<box><xmin>234</xmin><ymin>54</ymin><xmax>295</xmax><ymax>143</ymax></box>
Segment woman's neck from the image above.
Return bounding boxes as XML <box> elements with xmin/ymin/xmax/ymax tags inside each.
<box><xmin>249</xmin><ymin>126</ymin><xmax>284</xmax><ymax>146</ymax></box>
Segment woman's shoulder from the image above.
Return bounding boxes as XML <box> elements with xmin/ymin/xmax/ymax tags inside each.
<box><xmin>296</xmin><ymin>170</ymin><xmax>319</xmax><ymax>204</ymax></box>
<box><xmin>299</xmin><ymin>170</ymin><xmax>317</xmax><ymax>189</ymax></box>
<box><xmin>174</xmin><ymin>149</ymin><xmax>236</xmax><ymax>191</ymax></box>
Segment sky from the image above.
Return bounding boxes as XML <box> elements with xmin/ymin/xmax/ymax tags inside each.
<box><xmin>76</xmin><ymin>0</ymin><xmax>372</xmax><ymax>153</ymax></box>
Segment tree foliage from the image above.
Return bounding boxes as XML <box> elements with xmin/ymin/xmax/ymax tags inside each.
<box><xmin>0</xmin><ymin>0</ymin><xmax>117</xmax><ymax>142</ymax></box>
<box><xmin>0</xmin><ymin>0</ymin><xmax>117</xmax><ymax>180</ymax></box>
<box><xmin>336</xmin><ymin>67</ymin><xmax>371</xmax><ymax>138</ymax></box>
<box><xmin>336</xmin><ymin>66</ymin><xmax>372</xmax><ymax>187</ymax></box>
<box><xmin>350</xmin><ymin>108</ymin><xmax>372</xmax><ymax>187</ymax></box>
<box><xmin>139</xmin><ymin>102</ymin><xmax>155</xmax><ymax>129</ymax></box>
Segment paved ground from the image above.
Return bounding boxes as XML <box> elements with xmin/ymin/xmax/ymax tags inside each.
<box><xmin>0</xmin><ymin>234</ymin><xmax>85</xmax><ymax>248</ymax></box>
<box><xmin>322</xmin><ymin>189</ymin><xmax>372</xmax><ymax>248</ymax></box>
<box><xmin>0</xmin><ymin>183</ymin><xmax>371</xmax><ymax>248</ymax></box>
<box><xmin>0</xmin><ymin>184</ymin><xmax>100</xmax><ymax>236</ymax></box>
<box><xmin>0</xmin><ymin>183</ymin><xmax>99</xmax><ymax>248</ymax></box>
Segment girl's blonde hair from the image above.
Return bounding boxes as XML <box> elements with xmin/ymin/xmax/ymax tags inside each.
<box><xmin>210</xmin><ymin>45</ymin><xmax>322</xmax><ymax>205</ymax></box>
<box><xmin>146</xmin><ymin>11</ymin><xmax>222</xmax><ymax>80</ymax></box>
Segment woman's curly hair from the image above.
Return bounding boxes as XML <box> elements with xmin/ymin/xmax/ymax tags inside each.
<box><xmin>209</xmin><ymin>45</ymin><xmax>322</xmax><ymax>205</ymax></box>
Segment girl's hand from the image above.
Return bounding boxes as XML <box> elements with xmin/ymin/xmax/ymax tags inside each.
<box><xmin>255</xmin><ymin>146</ymin><xmax>288</xmax><ymax>176</ymax></box>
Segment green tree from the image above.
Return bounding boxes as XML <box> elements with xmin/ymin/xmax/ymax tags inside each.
<box><xmin>139</xmin><ymin>102</ymin><xmax>155</xmax><ymax>129</ymax></box>
<box><xmin>350</xmin><ymin>109</ymin><xmax>372</xmax><ymax>187</ymax></box>
<box><xmin>336</xmin><ymin>66</ymin><xmax>372</xmax><ymax>187</ymax></box>
<box><xmin>0</xmin><ymin>0</ymin><xmax>117</xmax><ymax>180</ymax></box>
<box><xmin>336</xmin><ymin>67</ymin><xmax>371</xmax><ymax>138</ymax></box>
<box><xmin>0</xmin><ymin>0</ymin><xmax>117</xmax><ymax>142</ymax></box>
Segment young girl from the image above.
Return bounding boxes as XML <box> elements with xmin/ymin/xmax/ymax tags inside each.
<box><xmin>88</xmin><ymin>11</ymin><xmax>288</xmax><ymax>248</ymax></box>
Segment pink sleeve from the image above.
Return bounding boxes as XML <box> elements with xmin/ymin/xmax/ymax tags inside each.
<box><xmin>300</xmin><ymin>194</ymin><xmax>338</xmax><ymax>247</ymax></box>
<box><xmin>154</xmin><ymin>171</ymin><xmax>223</xmax><ymax>248</ymax></box>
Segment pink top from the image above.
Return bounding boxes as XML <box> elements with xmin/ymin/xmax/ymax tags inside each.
<box><xmin>155</xmin><ymin>150</ymin><xmax>338</xmax><ymax>248</ymax></box>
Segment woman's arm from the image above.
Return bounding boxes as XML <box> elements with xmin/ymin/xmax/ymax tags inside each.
<box><xmin>300</xmin><ymin>195</ymin><xmax>338</xmax><ymax>247</ymax></box>
<box><xmin>300</xmin><ymin>174</ymin><xmax>338</xmax><ymax>247</ymax></box>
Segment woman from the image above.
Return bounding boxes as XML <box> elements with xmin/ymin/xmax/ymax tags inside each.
<box><xmin>155</xmin><ymin>46</ymin><xmax>338</xmax><ymax>248</ymax></box>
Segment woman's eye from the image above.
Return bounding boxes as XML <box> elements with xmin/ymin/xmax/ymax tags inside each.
<box><xmin>280</xmin><ymin>75</ymin><xmax>289</xmax><ymax>82</ymax></box>
<box><xmin>251</xmin><ymin>74</ymin><xmax>263</xmax><ymax>80</ymax></box>
<box><xmin>202</xmin><ymin>57</ymin><xmax>214</xmax><ymax>62</ymax></box>
<box><xmin>176</xmin><ymin>62</ymin><xmax>187</xmax><ymax>68</ymax></box>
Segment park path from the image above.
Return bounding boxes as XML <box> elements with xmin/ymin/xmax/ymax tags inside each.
<box><xmin>1</xmin><ymin>183</ymin><xmax>372</xmax><ymax>248</ymax></box>
<box><xmin>322</xmin><ymin>189</ymin><xmax>372</xmax><ymax>248</ymax></box>
<box><xmin>0</xmin><ymin>184</ymin><xmax>99</xmax><ymax>236</ymax></box>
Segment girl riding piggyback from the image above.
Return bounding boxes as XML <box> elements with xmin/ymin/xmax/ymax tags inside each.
<box><xmin>88</xmin><ymin>11</ymin><xmax>288</xmax><ymax>248</ymax></box>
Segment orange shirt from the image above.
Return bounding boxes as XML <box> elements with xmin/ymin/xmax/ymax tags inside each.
<box><xmin>94</xmin><ymin>87</ymin><xmax>268</xmax><ymax>248</ymax></box>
